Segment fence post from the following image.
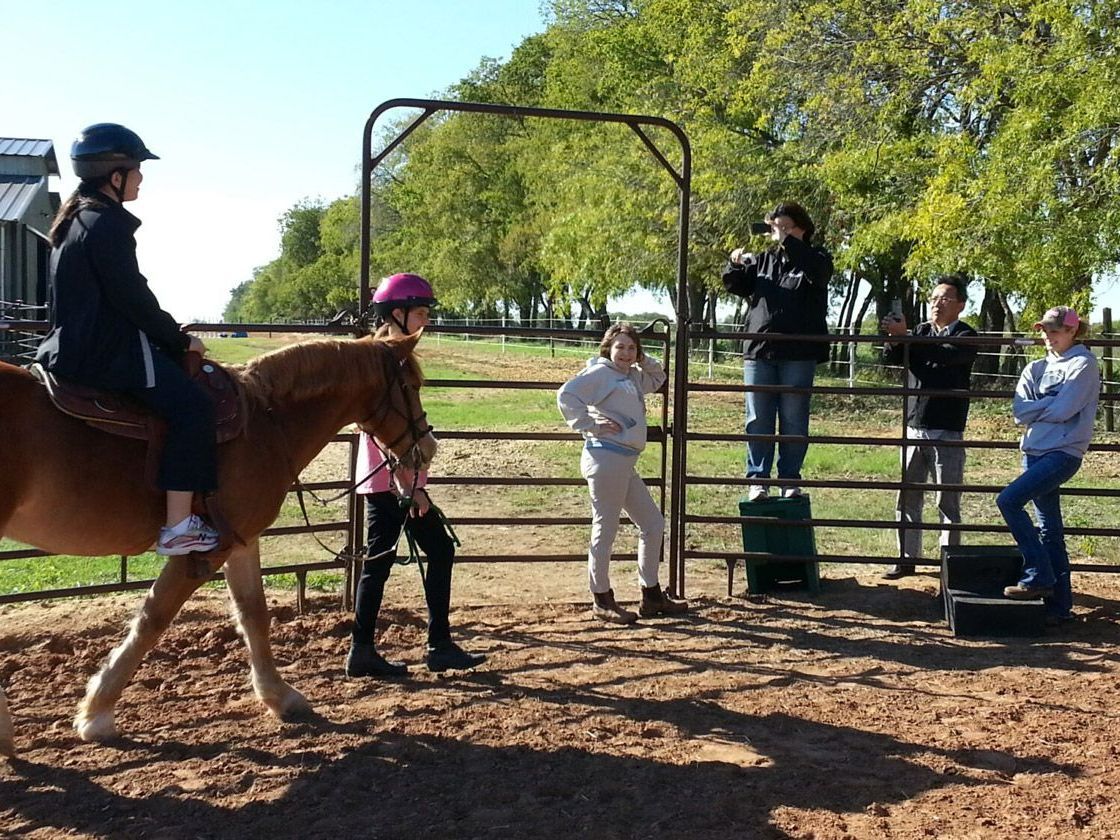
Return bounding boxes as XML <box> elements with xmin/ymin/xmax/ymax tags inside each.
<box><xmin>501</xmin><ymin>314</ymin><xmax>507</xmax><ymax>353</ymax></box>
<box><xmin>848</xmin><ymin>331</ymin><xmax>857</xmax><ymax>389</ymax></box>
<box><xmin>1104</xmin><ymin>308</ymin><xmax>1114</xmax><ymax>432</ymax></box>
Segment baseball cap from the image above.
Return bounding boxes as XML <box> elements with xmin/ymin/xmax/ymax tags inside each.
<box><xmin>1033</xmin><ymin>306</ymin><xmax>1082</xmax><ymax>331</ymax></box>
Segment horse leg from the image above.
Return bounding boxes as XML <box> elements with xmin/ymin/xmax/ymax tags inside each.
<box><xmin>224</xmin><ymin>539</ymin><xmax>310</xmax><ymax>720</ymax></box>
<box><xmin>0</xmin><ymin>683</ymin><xmax>13</xmax><ymax>757</ymax></box>
<box><xmin>74</xmin><ymin>556</ymin><xmax>212</xmax><ymax>742</ymax></box>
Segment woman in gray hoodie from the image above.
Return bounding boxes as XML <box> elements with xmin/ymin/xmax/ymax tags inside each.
<box><xmin>557</xmin><ymin>323</ymin><xmax>687</xmax><ymax>623</ymax></box>
<box><xmin>997</xmin><ymin>307</ymin><xmax>1099</xmax><ymax>622</ymax></box>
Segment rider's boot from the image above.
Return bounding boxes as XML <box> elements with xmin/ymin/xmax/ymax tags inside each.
<box><xmin>345</xmin><ymin>642</ymin><xmax>408</xmax><ymax>678</ymax></box>
<box><xmin>639</xmin><ymin>585</ymin><xmax>689</xmax><ymax>617</ymax></box>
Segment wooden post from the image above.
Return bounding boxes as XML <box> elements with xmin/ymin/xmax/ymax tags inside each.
<box><xmin>295</xmin><ymin>571</ymin><xmax>307</xmax><ymax>616</ymax></box>
<box><xmin>849</xmin><ymin>336</ymin><xmax>857</xmax><ymax>389</ymax></box>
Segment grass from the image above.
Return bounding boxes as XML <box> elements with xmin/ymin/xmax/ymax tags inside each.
<box><xmin>5</xmin><ymin>332</ymin><xmax>1120</xmax><ymax>599</ymax></box>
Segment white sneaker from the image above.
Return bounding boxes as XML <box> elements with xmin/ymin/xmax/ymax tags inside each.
<box><xmin>157</xmin><ymin>515</ymin><xmax>220</xmax><ymax>556</ymax></box>
<box><xmin>747</xmin><ymin>485</ymin><xmax>769</xmax><ymax>502</ymax></box>
<box><xmin>781</xmin><ymin>486</ymin><xmax>803</xmax><ymax>499</ymax></box>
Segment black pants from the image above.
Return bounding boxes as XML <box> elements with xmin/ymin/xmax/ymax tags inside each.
<box><xmin>127</xmin><ymin>349</ymin><xmax>217</xmax><ymax>492</ymax></box>
<box><xmin>352</xmin><ymin>491</ymin><xmax>454</xmax><ymax>647</ymax></box>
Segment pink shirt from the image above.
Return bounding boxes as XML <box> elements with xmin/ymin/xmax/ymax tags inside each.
<box><xmin>355</xmin><ymin>432</ymin><xmax>428</xmax><ymax>495</ymax></box>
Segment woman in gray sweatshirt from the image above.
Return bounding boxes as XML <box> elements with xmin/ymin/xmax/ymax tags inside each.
<box><xmin>557</xmin><ymin>323</ymin><xmax>687</xmax><ymax>624</ymax></box>
<box><xmin>997</xmin><ymin>307</ymin><xmax>1100</xmax><ymax>622</ymax></box>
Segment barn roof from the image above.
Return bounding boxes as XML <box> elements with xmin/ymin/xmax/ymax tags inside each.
<box><xmin>0</xmin><ymin>139</ymin><xmax>59</xmax><ymax>175</ymax></box>
<box><xmin>0</xmin><ymin>176</ymin><xmax>43</xmax><ymax>223</ymax></box>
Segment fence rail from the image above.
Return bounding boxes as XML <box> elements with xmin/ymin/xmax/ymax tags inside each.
<box><xmin>4</xmin><ymin>320</ymin><xmax>1120</xmax><ymax>606</ymax></box>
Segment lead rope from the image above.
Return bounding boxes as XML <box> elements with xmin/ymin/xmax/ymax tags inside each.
<box><xmin>397</xmin><ymin>498</ymin><xmax>462</xmax><ymax>586</ymax></box>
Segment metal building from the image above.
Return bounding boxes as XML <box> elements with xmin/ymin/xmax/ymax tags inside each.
<box><xmin>0</xmin><ymin>138</ymin><xmax>59</xmax><ymax>310</ymax></box>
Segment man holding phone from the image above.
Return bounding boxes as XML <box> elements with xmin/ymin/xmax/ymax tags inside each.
<box><xmin>723</xmin><ymin>202</ymin><xmax>833</xmax><ymax>501</ymax></box>
<box><xmin>881</xmin><ymin>276</ymin><xmax>977</xmax><ymax>579</ymax></box>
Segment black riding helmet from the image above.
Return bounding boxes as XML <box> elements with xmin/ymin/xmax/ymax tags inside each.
<box><xmin>71</xmin><ymin>123</ymin><xmax>159</xmax><ymax>180</ymax></box>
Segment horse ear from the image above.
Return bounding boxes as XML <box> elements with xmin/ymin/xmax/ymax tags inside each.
<box><xmin>391</xmin><ymin>330</ymin><xmax>422</xmax><ymax>360</ymax></box>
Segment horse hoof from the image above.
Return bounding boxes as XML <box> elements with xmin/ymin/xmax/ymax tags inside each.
<box><xmin>275</xmin><ymin>688</ymin><xmax>312</xmax><ymax>721</ymax></box>
<box><xmin>74</xmin><ymin>711</ymin><xmax>118</xmax><ymax>743</ymax></box>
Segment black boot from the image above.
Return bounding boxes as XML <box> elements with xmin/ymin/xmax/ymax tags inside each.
<box><xmin>639</xmin><ymin>585</ymin><xmax>689</xmax><ymax>617</ymax></box>
<box><xmin>345</xmin><ymin>642</ymin><xmax>408</xmax><ymax>678</ymax></box>
<box><xmin>882</xmin><ymin>564</ymin><xmax>915</xmax><ymax>580</ymax></box>
<box><xmin>427</xmin><ymin>639</ymin><xmax>486</xmax><ymax>673</ymax></box>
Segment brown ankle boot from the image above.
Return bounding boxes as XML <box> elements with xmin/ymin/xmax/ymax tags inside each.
<box><xmin>591</xmin><ymin>589</ymin><xmax>637</xmax><ymax>624</ymax></box>
<box><xmin>639</xmin><ymin>585</ymin><xmax>689</xmax><ymax>617</ymax></box>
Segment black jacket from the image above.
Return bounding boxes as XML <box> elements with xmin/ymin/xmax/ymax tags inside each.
<box><xmin>721</xmin><ymin>235</ymin><xmax>833</xmax><ymax>362</ymax></box>
<box><xmin>36</xmin><ymin>195</ymin><xmax>189</xmax><ymax>389</ymax></box>
<box><xmin>883</xmin><ymin>320</ymin><xmax>978</xmax><ymax>432</ymax></box>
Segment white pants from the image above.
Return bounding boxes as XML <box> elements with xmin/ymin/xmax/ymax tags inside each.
<box><xmin>581</xmin><ymin>448</ymin><xmax>665</xmax><ymax>594</ymax></box>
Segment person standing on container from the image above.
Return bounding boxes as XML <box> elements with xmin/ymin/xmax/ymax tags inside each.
<box><xmin>880</xmin><ymin>276</ymin><xmax>978</xmax><ymax>579</ymax></box>
<box><xmin>722</xmin><ymin>202</ymin><xmax>833</xmax><ymax>501</ymax></box>
<box><xmin>997</xmin><ymin>307</ymin><xmax>1099</xmax><ymax>625</ymax></box>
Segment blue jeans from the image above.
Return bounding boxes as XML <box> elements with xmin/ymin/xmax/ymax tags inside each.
<box><xmin>743</xmin><ymin>358</ymin><xmax>818</xmax><ymax>480</ymax></box>
<box><xmin>996</xmin><ymin>451</ymin><xmax>1082</xmax><ymax>617</ymax></box>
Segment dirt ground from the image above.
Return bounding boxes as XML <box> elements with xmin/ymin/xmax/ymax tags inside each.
<box><xmin>3</xmin><ymin>561</ymin><xmax>1120</xmax><ymax>840</ymax></box>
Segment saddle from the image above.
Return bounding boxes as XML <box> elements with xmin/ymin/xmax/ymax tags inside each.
<box><xmin>30</xmin><ymin>353</ymin><xmax>245</xmax><ymax>444</ymax></box>
<box><xmin>29</xmin><ymin>353</ymin><xmax>248</xmax><ymax>563</ymax></box>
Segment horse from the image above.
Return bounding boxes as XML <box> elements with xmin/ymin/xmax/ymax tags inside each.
<box><xmin>0</xmin><ymin>332</ymin><xmax>436</xmax><ymax>755</ymax></box>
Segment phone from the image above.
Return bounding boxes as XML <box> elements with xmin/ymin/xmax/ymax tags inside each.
<box><xmin>750</xmin><ymin>221</ymin><xmax>771</xmax><ymax>235</ymax></box>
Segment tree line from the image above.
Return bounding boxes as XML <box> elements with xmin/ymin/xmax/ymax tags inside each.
<box><xmin>224</xmin><ymin>0</ymin><xmax>1120</xmax><ymax>353</ymax></box>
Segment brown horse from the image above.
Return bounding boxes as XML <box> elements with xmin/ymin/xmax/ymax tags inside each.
<box><xmin>0</xmin><ymin>332</ymin><xmax>435</xmax><ymax>755</ymax></box>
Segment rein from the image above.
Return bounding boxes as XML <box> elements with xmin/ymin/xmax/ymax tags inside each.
<box><xmin>272</xmin><ymin>344</ymin><xmax>436</xmax><ymax>567</ymax></box>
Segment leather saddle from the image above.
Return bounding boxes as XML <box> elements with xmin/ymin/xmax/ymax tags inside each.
<box><xmin>29</xmin><ymin>353</ymin><xmax>248</xmax><ymax>564</ymax></box>
<box><xmin>29</xmin><ymin>353</ymin><xmax>245</xmax><ymax>444</ymax></box>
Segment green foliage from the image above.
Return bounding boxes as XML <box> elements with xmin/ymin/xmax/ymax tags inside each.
<box><xmin>225</xmin><ymin>0</ymin><xmax>1120</xmax><ymax>327</ymax></box>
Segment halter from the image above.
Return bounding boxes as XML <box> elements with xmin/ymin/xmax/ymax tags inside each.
<box><xmin>282</xmin><ymin>342</ymin><xmax>435</xmax><ymax>566</ymax></box>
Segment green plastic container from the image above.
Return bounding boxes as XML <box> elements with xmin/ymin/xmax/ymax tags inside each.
<box><xmin>737</xmin><ymin>494</ymin><xmax>820</xmax><ymax>593</ymax></box>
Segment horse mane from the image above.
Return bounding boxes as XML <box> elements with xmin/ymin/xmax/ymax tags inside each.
<box><xmin>235</xmin><ymin>335</ymin><xmax>422</xmax><ymax>408</ymax></box>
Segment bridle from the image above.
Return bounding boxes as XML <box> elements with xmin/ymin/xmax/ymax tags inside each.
<box><xmin>282</xmin><ymin>342</ymin><xmax>436</xmax><ymax>565</ymax></box>
<box><xmin>356</xmin><ymin>350</ymin><xmax>434</xmax><ymax>480</ymax></box>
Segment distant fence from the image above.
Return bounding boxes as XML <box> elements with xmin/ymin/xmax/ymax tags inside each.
<box><xmin>0</xmin><ymin>300</ymin><xmax>48</xmax><ymax>365</ymax></box>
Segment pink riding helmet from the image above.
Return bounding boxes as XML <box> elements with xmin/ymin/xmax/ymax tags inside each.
<box><xmin>371</xmin><ymin>273</ymin><xmax>438</xmax><ymax>315</ymax></box>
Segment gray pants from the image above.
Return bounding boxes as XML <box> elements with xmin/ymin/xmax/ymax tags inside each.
<box><xmin>581</xmin><ymin>448</ymin><xmax>664</xmax><ymax>594</ymax></box>
<box><xmin>896</xmin><ymin>433</ymin><xmax>965</xmax><ymax>559</ymax></box>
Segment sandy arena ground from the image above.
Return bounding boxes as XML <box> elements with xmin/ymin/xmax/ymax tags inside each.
<box><xmin>3</xmin><ymin>560</ymin><xmax>1120</xmax><ymax>839</ymax></box>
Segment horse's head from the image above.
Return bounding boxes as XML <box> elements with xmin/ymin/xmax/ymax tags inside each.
<box><xmin>357</xmin><ymin>332</ymin><xmax>438</xmax><ymax>471</ymax></box>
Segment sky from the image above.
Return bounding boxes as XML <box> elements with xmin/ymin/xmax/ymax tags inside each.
<box><xmin>7</xmin><ymin>1</ymin><xmax>1118</xmax><ymax>325</ymax></box>
<box><xmin>6</xmin><ymin>0</ymin><xmax>566</xmax><ymax>321</ymax></box>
